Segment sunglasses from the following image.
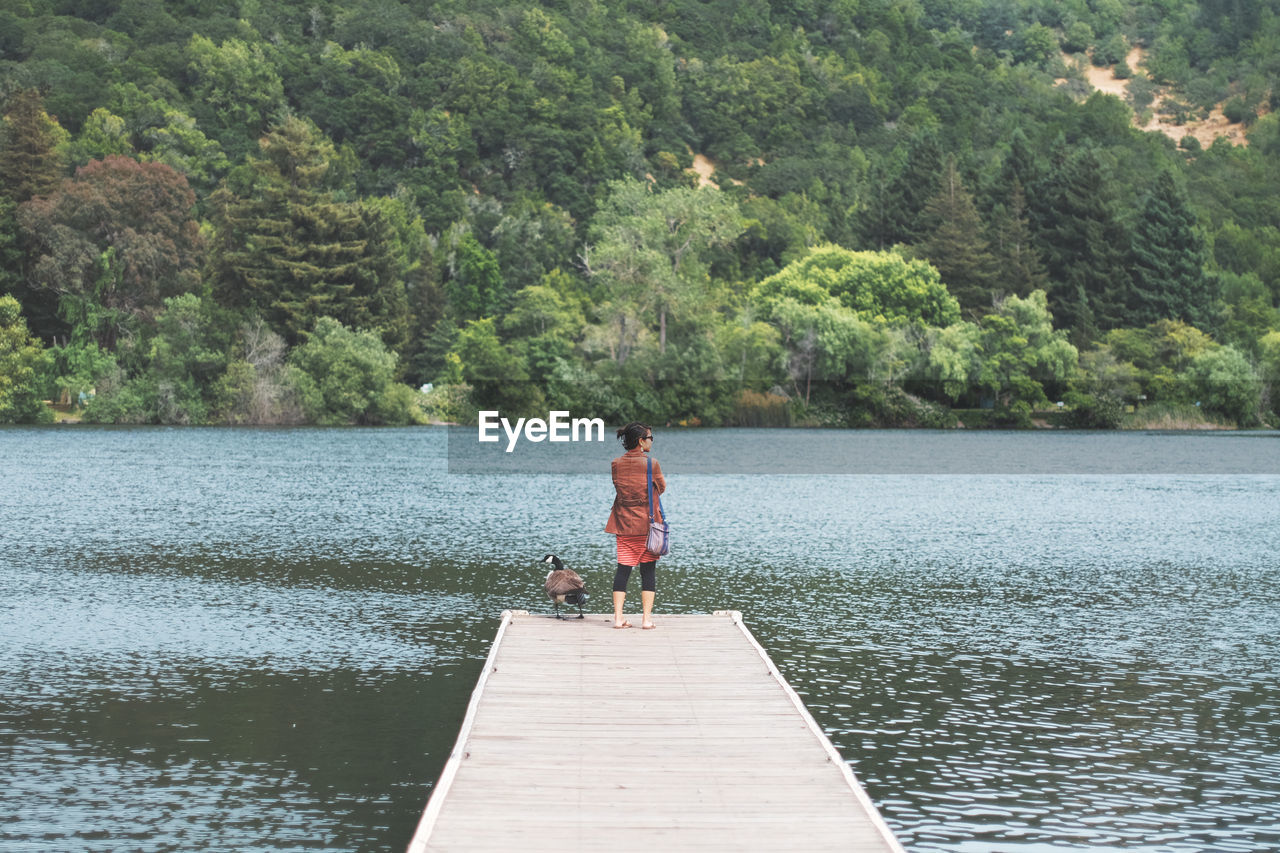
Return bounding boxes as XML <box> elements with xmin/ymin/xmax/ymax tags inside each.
<box><xmin>643</xmin><ymin>434</ymin><xmax>654</xmax><ymax>441</ymax></box>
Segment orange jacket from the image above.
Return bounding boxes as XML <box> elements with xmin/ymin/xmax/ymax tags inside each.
<box><xmin>605</xmin><ymin>447</ymin><xmax>666</xmax><ymax>535</ymax></box>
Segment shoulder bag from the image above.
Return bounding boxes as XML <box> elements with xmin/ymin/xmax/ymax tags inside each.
<box><xmin>644</xmin><ymin>456</ymin><xmax>670</xmax><ymax>556</ymax></box>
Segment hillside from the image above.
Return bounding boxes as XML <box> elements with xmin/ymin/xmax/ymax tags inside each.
<box><xmin>1</xmin><ymin>0</ymin><xmax>1279</xmax><ymax>428</ymax></box>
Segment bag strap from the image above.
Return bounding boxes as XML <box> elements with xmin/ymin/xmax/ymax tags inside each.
<box><xmin>646</xmin><ymin>456</ymin><xmax>666</xmax><ymax>524</ymax></box>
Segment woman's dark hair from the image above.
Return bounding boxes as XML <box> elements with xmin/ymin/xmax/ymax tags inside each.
<box><xmin>616</xmin><ymin>421</ymin><xmax>650</xmax><ymax>450</ymax></box>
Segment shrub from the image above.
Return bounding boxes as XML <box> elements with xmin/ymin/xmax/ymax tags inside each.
<box><xmin>0</xmin><ymin>295</ymin><xmax>53</xmax><ymax>424</ymax></box>
<box><xmin>368</xmin><ymin>382</ymin><xmax>428</xmax><ymax>426</ymax></box>
<box><xmin>1061</xmin><ymin>390</ymin><xmax>1125</xmax><ymax>429</ymax></box>
<box><xmin>845</xmin><ymin>383</ymin><xmax>955</xmax><ymax>428</ymax></box>
<box><xmin>420</xmin><ymin>383</ymin><xmax>473</xmax><ymax>424</ymax></box>
<box><xmin>1185</xmin><ymin>346</ymin><xmax>1262</xmax><ymax>426</ymax></box>
<box><xmin>730</xmin><ymin>389</ymin><xmax>792</xmax><ymax>427</ymax></box>
<box><xmin>288</xmin><ymin>317</ymin><xmax>400</xmax><ymax>425</ymax></box>
<box><xmin>1222</xmin><ymin>96</ymin><xmax>1254</xmax><ymax>125</ymax></box>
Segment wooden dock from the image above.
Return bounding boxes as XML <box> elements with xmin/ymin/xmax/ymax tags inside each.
<box><xmin>408</xmin><ymin>610</ymin><xmax>904</xmax><ymax>852</ymax></box>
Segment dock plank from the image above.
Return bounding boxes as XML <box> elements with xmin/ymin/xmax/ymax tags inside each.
<box><xmin>408</xmin><ymin>611</ymin><xmax>903</xmax><ymax>853</ymax></box>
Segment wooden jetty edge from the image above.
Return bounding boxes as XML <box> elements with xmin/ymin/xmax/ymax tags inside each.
<box><xmin>408</xmin><ymin>610</ymin><xmax>905</xmax><ymax>852</ymax></box>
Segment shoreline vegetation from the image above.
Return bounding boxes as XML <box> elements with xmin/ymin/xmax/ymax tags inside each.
<box><xmin>36</xmin><ymin>394</ymin><xmax>1246</xmax><ymax>431</ymax></box>
<box><xmin>2</xmin><ymin>2</ymin><xmax>1279</xmax><ymax>431</ymax></box>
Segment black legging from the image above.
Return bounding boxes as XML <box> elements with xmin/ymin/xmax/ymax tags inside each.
<box><xmin>613</xmin><ymin>561</ymin><xmax>656</xmax><ymax>593</ymax></box>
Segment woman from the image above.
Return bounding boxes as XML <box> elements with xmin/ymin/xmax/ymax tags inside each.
<box><xmin>604</xmin><ymin>421</ymin><xmax>665</xmax><ymax>629</ymax></box>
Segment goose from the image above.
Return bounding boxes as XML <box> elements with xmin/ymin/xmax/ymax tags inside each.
<box><xmin>542</xmin><ymin>554</ymin><xmax>587</xmax><ymax>619</ymax></box>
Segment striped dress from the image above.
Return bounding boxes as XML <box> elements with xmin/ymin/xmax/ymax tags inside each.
<box><xmin>616</xmin><ymin>534</ymin><xmax>661</xmax><ymax>567</ymax></box>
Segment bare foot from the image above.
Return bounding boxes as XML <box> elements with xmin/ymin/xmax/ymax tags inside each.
<box><xmin>613</xmin><ymin>620</ymin><xmax>633</xmax><ymax>629</ymax></box>
<box><xmin>641</xmin><ymin>622</ymin><xmax>657</xmax><ymax>630</ymax></box>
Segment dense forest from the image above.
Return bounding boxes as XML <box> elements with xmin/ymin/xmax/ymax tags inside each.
<box><xmin>2</xmin><ymin>0</ymin><xmax>1280</xmax><ymax>428</ymax></box>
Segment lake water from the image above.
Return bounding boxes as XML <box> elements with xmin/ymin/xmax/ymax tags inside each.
<box><xmin>2</xmin><ymin>427</ymin><xmax>1278</xmax><ymax>852</ymax></box>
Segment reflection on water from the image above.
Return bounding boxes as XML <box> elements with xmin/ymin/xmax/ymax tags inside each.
<box><xmin>2</xmin><ymin>427</ymin><xmax>1278</xmax><ymax>851</ymax></box>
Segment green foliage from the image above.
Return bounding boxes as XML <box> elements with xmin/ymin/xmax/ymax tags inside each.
<box><xmin>972</xmin><ymin>291</ymin><xmax>1079</xmax><ymax>409</ymax></box>
<box><xmin>755</xmin><ymin>245</ymin><xmax>961</xmax><ymax>328</ymax></box>
<box><xmin>1184</xmin><ymin>345</ymin><xmax>1261</xmax><ymax>425</ymax></box>
<box><xmin>1129</xmin><ymin>171</ymin><xmax>1214</xmax><ymax>327</ymax></box>
<box><xmin>185</xmin><ymin>34</ymin><xmax>285</xmax><ymax>159</ymax></box>
<box><xmin>49</xmin><ymin>338</ymin><xmax>117</xmax><ymax>404</ymax></box>
<box><xmin>0</xmin><ymin>89</ymin><xmax>69</xmax><ymax>203</ymax></box>
<box><xmin>18</xmin><ymin>155</ymin><xmax>204</xmax><ymax>349</ymax></box>
<box><xmin>1033</xmin><ymin>143</ymin><xmax>1133</xmax><ymax>338</ymax></box>
<box><xmin>445</xmin><ymin>232</ymin><xmax>505</xmax><ymax>322</ymax></box>
<box><xmin>211</xmin><ymin>319</ymin><xmax>311</xmax><ymax>426</ymax></box>
<box><xmin>419</xmin><ymin>382</ymin><xmax>473</xmax><ymax>424</ymax></box>
<box><xmin>1102</xmin><ymin>318</ymin><xmax>1219</xmax><ymax>403</ymax></box>
<box><xmin>288</xmin><ymin>316</ymin><xmax>414</xmax><ymax>425</ymax></box>
<box><xmin>843</xmin><ymin>383</ymin><xmax>955</xmax><ymax>429</ymax></box>
<box><xmin>1061</xmin><ymin>389</ymin><xmax>1126</xmax><ymax>429</ymax></box>
<box><xmin>926</xmin><ymin>322</ymin><xmax>981</xmax><ymax>402</ymax></box>
<box><xmin>2</xmin><ymin>0</ymin><xmax>1278</xmax><ymax>429</ymax></box>
<box><xmin>916</xmin><ymin>156</ymin><xmax>999</xmax><ymax>313</ymax></box>
<box><xmin>1259</xmin><ymin>330</ymin><xmax>1280</xmax><ymax>419</ymax></box>
<box><xmin>453</xmin><ymin>317</ymin><xmax>543</xmax><ymax>417</ymax></box>
<box><xmin>588</xmin><ymin>178</ymin><xmax>744</xmax><ymax>353</ymax></box>
<box><xmin>0</xmin><ymin>294</ymin><xmax>53</xmax><ymax>424</ymax></box>
<box><xmin>145</xmin><ymin>293</ymin><xmax>229</xmax><ymax>424</ymax></box>
<box><xmin>208</xmin><ymin>116</ymin><xmax>406</xmax><ymax>346</ymax></box>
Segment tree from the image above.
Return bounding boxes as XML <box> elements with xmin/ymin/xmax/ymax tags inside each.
<box><xmin>145</xmin><ymin>293</ymin><xmax>229</xmax><ymax>424</ymax></box>
<box><xmin>1260</xmin><ymin>330</ymin><xmax>1280</xmax><ymax>417</ymax></box>
<box><xmin>18</xmin><ymin>155</ymin><xmax>203</xmax><ymax>349</ymax></box>
<box><xmin>1185</xmin><ymin>345</ymin><xmax>1261</xmax><ymax>426</ymax></box>
<box><xmin>1105</xmin><ymin>319</ymin><xmax>1218</xmax><ymax>403</ymax></box>
<box><xmin>106</xmin><ymin>83</ymin><xmax>232</xmax><ymax>194</ymax></box>
<box><xmin>989</xmin><ymin>180</ymin><xmax>1049</xmax><ymax>300</ymax></box>
<box><xmin>208</xmin><ymin>117</ymin><xmax>404</xmax><ymax>346</ymax></box>
<box><xmin>754</xmin><ymin>245</ymin><xmax>961</xmax><ymax>328</ymax></box>
<box><xmin>0</xmin><ymin>294</ymin><xmax>53</xmax><ymax>424</ymax></box>
<box><xmin>1129</xmin><ymin>171</ymin><xmax>1215</xmax><ymax>328</ymax></box>
<box><xmin>503</xmin><ymin>284</ymin><xmax>585</xmax><ymax>339</ymax></box>
<box><xmin>1015</xmin><ymin>23</ymin><xmax>1059</xmax><ymax>65</ymax></box>
<box><xmin>714</xmin><ymin>312</ymin><xmax>785</xmax><ymax>391</ymax></box>
<box><xmin>917</xmin><ymin>156</ymin><xmax>999</xmax><ymax>314</ymax></box>
<box><xmin>974</xmin><ymin>291</ymin><xmax>1078</xmax><ymax>409</ymax></box>
<box><xmin>444</xmin><ymin>231</ymin><xmax>504</xmax><ymax>322</ymax></box>
<box><xmin>925</xmin><ymin>321</ymin><xmax>981</xmax><ymax>402</ymax></box>
<box><xmin>453</xmin><ymin>316</ymin><xmax>543</xmax><ymax>416</ymax></box>
<box><xmin>0</xmin><ymin>89</ymin><xmax>68</xmax><ymax>204</ymax></box>
<box><xmin>186</xmin><ymin>34</ymin><xmax>285</xmax><ymax>158</ymax></box>
<box><xmin>1033</xmin><ymin>144</ymin><xmax>1132</xmax><ymax>339</ymax></box>
<box><xmin>1</xmin><ymin>89</ymin><xmax>70</xmax><ymax>339</ymax></box>
<box><xmin>67</xmin><ymin>108</ymin><xmax>134</xmax><ymax>166</ymax></box>
<box><xmin>586</xmin><ymin>179</ymin><xmax>744</xmax><ymax>354</ymax></box>
<box><xmin>288</xmin><ymin>316</ymin><xmax>409</xmax><ymax>425</ymax></box>
<box><xmin>861</xmin><ymin>128</ymin><xmax>943</xmax><ymax>249</ymax></box>
<box><xmin>213</xmin><ymin>317</ymin><xmax>311</xmax><ymax>426</ymax></box>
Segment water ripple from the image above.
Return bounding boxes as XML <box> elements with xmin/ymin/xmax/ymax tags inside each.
<box><xmin>2</xmin><ymin>427</ymin><xmax>1278</xmax><ymax>851</ymax></box>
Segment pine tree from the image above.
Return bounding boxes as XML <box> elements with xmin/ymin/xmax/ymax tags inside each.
<box><xmin>918</xmin><ymin>156</ymin><xmax>999</xmax><ymax>314</ymax></box>
<box><xmin>1034</xmin><ymin>144</ymin><xmax>1132</xmax><ymax>341</ymax></box>
<box><xmin>1129</xmin><ymin>171</ymin><xmax>1214</xmax><ymax>328</ymax></box>
<box><xmin>0</xmin><ymin>89</ymin><xmax>68</xmax><ymax>204</ymax></box>
<box><xmin>989</xmin><ymin>180</ymin><xmax>1049</xmax><ymax>299</ymax></box>
<box><xmin>859</xmin><ymin>128</ymin><xmax>943</xmax><ymax>250</ymax></box>
<box><xmin>884</xmin><ymin>128</ymin><xmax>943</xmax><ymax>247</ymax></box>
<box><xmin>856</xmin><ymin>156</ymin><xmax>897</xmax><ymax>251</ymax></box>
<box><xmin>999</xmin><ymin>128</ymin><xmax>1042</xmax><ymax>197</ymax></box>
<box><xmin>0</xmin><ymin>89</ymin><xmax>69</xmax><ymax>340</ymax></box>
<box><xmin>209</xmin><ymin>116</ymin><xmax>404</xmax><ymax>346</ymax></box>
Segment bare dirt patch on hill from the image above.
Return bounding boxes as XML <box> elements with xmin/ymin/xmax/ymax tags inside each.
<box><xmin>1069</xmin><ymin>46</ymin><xmax>1252</xmax><ymax>149</ymax></box>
